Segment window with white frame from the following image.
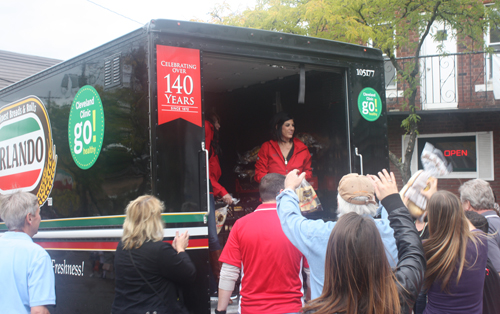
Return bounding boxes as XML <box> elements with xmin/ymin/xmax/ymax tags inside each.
<box><xmin>419</xmin><ymin>21</ymin><xmax>458</xmax><ymax>110</ymax></box>
<box><xmin>402</xmin><ymin>131</ymin><xmax>494</xmax><ymax>180</ymax></box>
<box><xmin>486</xmin><ymin>7</ymin><xmax>500</xmax><ymax>80</ymax></box>
<box><xmin>383</xmin><ymin>58</ymin><xmax>397</xmax><ymax>90</ymax></box>
<box><xmin>488</xmin><ymin>7</ymin><xmax>500</xmax><ymax>45</ymax></box>
<box><xmin>367</xmin><ymin>26</ymin><xmax>397</xmax><ymax>91</ymax></box>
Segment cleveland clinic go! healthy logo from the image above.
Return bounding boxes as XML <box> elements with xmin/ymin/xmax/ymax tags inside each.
<box><xmin>357</xmin><ymin>87</ymin><xmax>382</xmax><ymax>122</ymax></box>
<box><xmin>0</xmin><ymin>97</ymin><xmax>57</xmax><ymax>205</ymax></box>
<box><xmin>68</xmin><ymin>86</ymin><xmax>105</xmax><ymax>170</ymax></box>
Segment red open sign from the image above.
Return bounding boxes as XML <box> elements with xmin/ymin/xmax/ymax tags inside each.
<box><xmin>444</xmin><ymin>149</ymin><xmax>468</xmax><ymax>157</ymax></box>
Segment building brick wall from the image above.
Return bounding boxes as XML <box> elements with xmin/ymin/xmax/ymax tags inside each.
<box><xmin>386</xmin><ymin>45</ymin><xmax>500</xmax><ymax>112</ymax></box>
<box><xmin>388</xmin><ymin>111</ymin><xmax>500</xmax><ymax>198</ymax></box>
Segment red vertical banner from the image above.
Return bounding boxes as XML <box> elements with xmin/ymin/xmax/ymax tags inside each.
<box><xmin>156</xmin><ymin>45</ymin><xmax>202</xmax><ymax>127</ymax></box>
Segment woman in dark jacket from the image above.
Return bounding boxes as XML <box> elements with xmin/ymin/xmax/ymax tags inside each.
<box><xmin>422</xmin><ymin>191</ymin><xmax>487</xmax><ymax>314</ymax></box>
<box><xmin>112</xmin><ymin>195</ymin><xmax>196</xmax><ymax>314</ymax></box>
<box><xmin>302</xmin><ymin>170</ymin><xmax>426</xmax><ymax>314</ymax></box>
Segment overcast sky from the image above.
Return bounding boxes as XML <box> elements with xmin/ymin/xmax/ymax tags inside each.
<box><xmin>0</xmin><ymin>0</ymin><xmax>255</xmax><ymax>60</ymax></box>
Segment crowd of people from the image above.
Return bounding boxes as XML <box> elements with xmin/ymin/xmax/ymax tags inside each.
<box><xmin>1</xmin><ymin>110</ymin><xmax>500</xmax><ymax>314</ymax></box>
<box><xmin>2</xmin><ymin>170</ymin><xmax>500</xmax><ymax>313</ymax></box>
<box><xmin>214</xmin><ymin>170</ymin><xmax>500</xmax><ymax>314</ymax></box>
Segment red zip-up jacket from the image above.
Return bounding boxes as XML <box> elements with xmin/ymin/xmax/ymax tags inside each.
<box><xmin>254</xmin><ymin>138</ymin><xmax>312</xmax><ymax>183</ymax></box>
<box><xmin>205</xmin><ymin>120</ymin><xmax>228</xmax><ymax>197</ymax></box>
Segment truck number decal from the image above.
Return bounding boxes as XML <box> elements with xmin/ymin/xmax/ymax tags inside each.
<box><xmin>356</xmin><ymin>69</ymin><xmax>375</xmax><ymax>77</ymax></box>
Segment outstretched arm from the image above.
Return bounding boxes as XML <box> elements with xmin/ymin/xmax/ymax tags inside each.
<box><xmin>277</xmin><ymin>170</ymin><xmax>335</xmax><ymax>256</ymax></box>
<box><xmin>369</xmin><ymin>170</ymin><xmax>426</xmax><ymax>305</ymax></box>
<box><xmin>161</xmin><ymin>233</ymin><xmax>196</xmax><ymax>283</ymax></box>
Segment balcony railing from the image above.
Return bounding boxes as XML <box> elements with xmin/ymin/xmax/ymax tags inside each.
<box><xmin>384</xmin><ymin>52</ymin><xmax>498</xmax><ymax>110</ymax></box>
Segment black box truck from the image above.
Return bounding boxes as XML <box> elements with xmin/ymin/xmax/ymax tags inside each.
<box><xmin>0</xmin><ymin>19</ymin><xmax>389</xmax><ymax>313</ymax></box>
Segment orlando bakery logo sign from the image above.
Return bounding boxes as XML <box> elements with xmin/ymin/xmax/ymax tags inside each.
<box><xmin>0</xmin><ymin>96</ymin><xmax>57</xmax><ymax>205</ymax></box>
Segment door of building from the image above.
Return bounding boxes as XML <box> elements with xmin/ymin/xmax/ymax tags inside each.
<box><xmin>420</xmin><ymin>21</ymin><xmax>458</xmax><ymax>109</ymax></box>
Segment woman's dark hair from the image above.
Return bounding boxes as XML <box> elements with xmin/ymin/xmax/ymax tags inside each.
<box><xmin>271</xmin><ymin>112</ymin><xmax>294</xmax><ymax>143</ymax></box>
<box><xmin>302</xmin><ymin>212</ymin><xmax>401</xmax><ymax>314</ymax></box>
<box><xmin>207</xmin><ymin>112</ymin><xmax>221</xmax><ymax>156</ymax></box>
<box><xmin>464</xmin><ymin>210</ymin><xmax>489</xmax><ymax>233</ymax></box>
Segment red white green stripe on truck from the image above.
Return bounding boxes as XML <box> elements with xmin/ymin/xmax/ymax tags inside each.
<box><xmin>35</xmin><ymin>239</ymin><xmax>208</xmax><ymax>251</ymax></box>
<box><xmin>0</xmin><ymin>212</ymin><xmax>207</xmax><ymax>230</ymax></box>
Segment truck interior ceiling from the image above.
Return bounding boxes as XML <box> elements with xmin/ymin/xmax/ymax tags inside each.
<box><xmin>202</xmin><ymin>53</ymin><xmax>349</xmax><ymax>219</ymax></box>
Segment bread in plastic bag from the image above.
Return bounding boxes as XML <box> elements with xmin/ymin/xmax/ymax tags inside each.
<box><xmin>421</xmin><ymin>142</ymin><xmax>453</xmax><ymax>177</ymax></box>
<box><xmin>215</xmin><ymin>205</ymin><xmax>228</xmax><ymax>234</ymax></box>
<box><xmin>295</xmin><ymin>179</ymin><xmax>323</xmax><ymax>214</ymax></box>
<box><xmin>400</xmin><ymin>170</ymin><xmax>431</xmax><ymax>218</ymax></box>
<box><xmin>400</xmin><ymin>142</ymin><xmax>452</xmax><ymax>218</ymax></box>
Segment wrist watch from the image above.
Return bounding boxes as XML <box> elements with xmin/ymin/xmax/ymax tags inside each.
<box><xmin>215</xmin><ymin>309</ymin><xmax>226</xmax><ymax>314</ymax></box>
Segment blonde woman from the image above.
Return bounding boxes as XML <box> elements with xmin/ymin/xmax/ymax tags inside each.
<box><xmin>422</xmin><ymin>190</ymin><xmax>487</xmax><ymax>314</ymax></box>
<box><xmin>112</xmin><ymin>195</ymin><xmax>196</xmax><ymax>314</ymax></box>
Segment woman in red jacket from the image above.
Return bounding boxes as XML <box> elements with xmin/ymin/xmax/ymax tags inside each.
<box><xmin>254</xmin><ymin>112</ymin><xmax>312</xmax><ymax>183</ymax></box>
<box><xmin>206</xmin><ymin>115</ymin><xmax>232</xmax><ymax>205</ymax></box>
<box><xmin>205</xmin><ymin>113</ymin><xmax>232</xmax><ymax>297</ymax></box>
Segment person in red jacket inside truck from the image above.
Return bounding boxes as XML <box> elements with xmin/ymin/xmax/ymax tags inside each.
<box><xmin>205</xmin><ymin>112</ymin><xmax>232</xmax><ymax>297</ymax></box>
<box><xmin>254</xmin><ymin>112</ymin><xmax>312</xmax><ymax>183</ymax></box>
<box><xmin>206</xmin><ymin>114</ymin><xmax>232</xmax><ymax>205</ymax></box>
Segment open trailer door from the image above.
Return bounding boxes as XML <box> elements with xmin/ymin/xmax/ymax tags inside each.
<box><xmin>151</xmin><ymin>43</ymin><xmax>210</xmax><ymax>314</ymax></box>
<box><xmin>347</xmin><ymin>64</ymin><xmax>389</xmax><ymax>176</ymax></box>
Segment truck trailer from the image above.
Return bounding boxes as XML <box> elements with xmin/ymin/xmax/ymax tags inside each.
<box><xmin>0</xmin><ymin>19</ymin><xmax>389</xmax><ymax>313</ymax></box>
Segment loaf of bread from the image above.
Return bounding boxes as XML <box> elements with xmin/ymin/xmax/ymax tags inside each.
<box><xmin>399</xmin><ymin>170</ymin><xmax>432</xmax><ymax>218</ymax></box>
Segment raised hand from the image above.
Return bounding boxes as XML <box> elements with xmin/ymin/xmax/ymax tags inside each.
<box><xmin>284</xmin><ymin>169</ymin><xmax>306</xmax><ymax>190</ymax></box>
<box><xmin>421</xmin><ymin>177</ymin><xmax>438</xmax><ymax>200</ymax></box>
<box><xmin>367</xmin><ymin>169</ymin><xmax>398</xmax><ymax>201</ymax></box>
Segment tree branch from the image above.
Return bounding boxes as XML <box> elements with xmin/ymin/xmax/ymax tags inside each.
<box><xmin>388</xmin><ymin>150</ymin><xmax>404</xmax><ymax>180</ymax></box>
<box><xmin>414</xmin><ymin>1</ymin><xmax>441</xmax><ymax>67</ymax></box>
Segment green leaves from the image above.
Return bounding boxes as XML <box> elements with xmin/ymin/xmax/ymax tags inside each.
<box><xmin>209</xmin><ymin>0</ymin><xmax>497</xmax><ymax>59</ymax></box>
<box><xmin>401</xmin><ymin>113</ymin><xmax>421</xmax><ymax>134</ymax></box>
<box><xmin>207</xmin><ymin>0</ymin><xmax>500</xmax><ymax>182</ymax></box>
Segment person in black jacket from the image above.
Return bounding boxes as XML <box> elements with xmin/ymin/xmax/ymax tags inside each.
<box><xmin>464</xmin><ymin>210</ymin><xmax>500</xmax><ymax>314</ymax></box>
<box><xmin>300</xmin><ymin>169</ymin><xmax>426</xmax><ymax>314</ymax></box>
<box><xmin>112</xmin><ymin>195</ymin><xmax>196</xmax><ymax>314</ymax></box>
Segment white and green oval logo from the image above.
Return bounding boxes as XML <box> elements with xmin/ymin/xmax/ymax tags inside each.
<box><xmin>358</xmin><ymin>87</ymin><xmax>382</xmax><ymax>122</ymax></box>
<box><xmin>68</xmin><ymin>86</ymin><xmax>105</xmax><ymax>170</ymax></box>
<box><xmin>0</xmin><ymin>97</ymin><xmax>57</xmax><ymax>205</ymax></box>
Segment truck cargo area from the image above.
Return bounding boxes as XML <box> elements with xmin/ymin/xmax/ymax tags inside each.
<box><xmin>202</xmin><ymin>53</ymin><xmax>349</xmax><ymax>218</ymax></box>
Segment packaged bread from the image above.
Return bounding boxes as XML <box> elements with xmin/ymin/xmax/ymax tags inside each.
<box><xmin>400</xmin><ymin>170</ymin><xmax>432</xmax><ymax>218</ymax></box>
<box><xmin>295</xmin><ymin>179</ymin><xmax>322</xmax><ymax>214</ymax></box>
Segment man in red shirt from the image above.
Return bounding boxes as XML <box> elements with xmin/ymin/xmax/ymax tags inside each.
<box><xmin>216</xmin><ymin>173</ymin><xmax>305</xmax><ymax>314</ymax></box>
